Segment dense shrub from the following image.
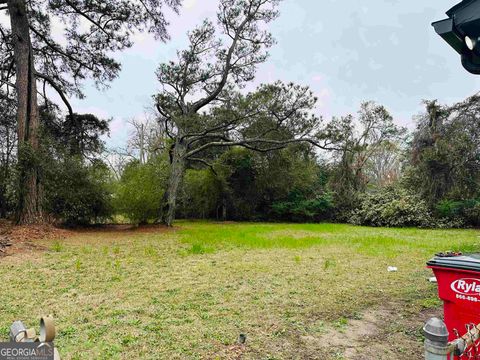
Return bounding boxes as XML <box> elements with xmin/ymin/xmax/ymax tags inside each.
<box><xmin>45</xmin><ymin>158</ymin><xmax>113</xmax><ymax>226</ymax></box>
<box><xmin>113</xmin><ymin>156</ymin><xmax>168</xmax><ymax>224</ymax></box>
<box><xmin>217</xmin><ymin>148</ymin><xmax>258</xmax><ymax>220</ymax></box>
<box><xmin>271</xmin><ymin>191</ymin><xmax>334</xmax><ymax>222</ymax></box>
<box><xmin>178</xmin><ymin>169</ymin><xmax>222</xmax><ymax>219</ymax></box>
<box><xmin>0</xmin><ymin>167</ymin><xmax>16</xmax><ymax>219</ymax></box>
<box><xmin>436</xmin><ymin>199</ymin><xmax>480</xmax><ymax>226</ymax></box>
<box><xmin>212</xmin><ymin>146</ymin><xmax>330</xmax><ymax>221</ymax></box>
<box><xmin>350</xmin><ymin>186</ymin><xmax>435</xmax><ymax>227</ymax></box>
<box><xmin>463</xmin><ymin>202</ymin><xmax>480</xmax><ymax>226</ymax></box>
<box><xmin>436</xmin><ymin>200</ymin><xmax>464</xmax><ymax>219</ymax></box>
<box><xmin>407</xmin><ymin>97</ymin><xmax>480</xmax><ymax>206</ymax></box>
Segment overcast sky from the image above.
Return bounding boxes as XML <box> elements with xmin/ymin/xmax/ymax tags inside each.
<box><xmin>69</xmin><ymin>0</ymin><xmax>480</xmax><ymax>148</ymax></box>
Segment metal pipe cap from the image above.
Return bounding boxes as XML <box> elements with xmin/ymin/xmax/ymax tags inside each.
<box><xmin>423</xmin><ymin>317</ymin><xmax>449</xmax><ymax>344</ymax></box>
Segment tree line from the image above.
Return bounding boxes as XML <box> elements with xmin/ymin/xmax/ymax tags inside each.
<box><xmin>1</xmin><ymin>0</ymin><xmax>480</xmax><ymax>228</ymax></box>
<box><xmin>110</xmin><ymin>95</ymin><xmax>480</xmax><ymax>228</ymax></box>
<box><xmin>3</xmin><ymin>91</ymin><xmax>480</xmax><ymax>228</ymax></box>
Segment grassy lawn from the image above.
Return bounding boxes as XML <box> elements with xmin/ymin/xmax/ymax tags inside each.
<box><xmin>0</xmin><ymin>222</ymin><xmax>478</xmax><ymax>359</ymax></box>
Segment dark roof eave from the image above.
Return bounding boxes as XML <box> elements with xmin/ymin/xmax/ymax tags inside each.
<box><xmin>447</xmin><ymin>0</ymin><xmax>478</xmax><ymax>17</ymax></box>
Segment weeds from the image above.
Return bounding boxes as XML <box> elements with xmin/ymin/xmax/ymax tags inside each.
<box><xmin>51</xmin><ymin>241</ymin><xmax>63</xmax><ymax>252</ymax></box>
<box><xmin>1</xmin><ymin>222</ymin><xmax>474</xmax><ymax>359</ymax></box>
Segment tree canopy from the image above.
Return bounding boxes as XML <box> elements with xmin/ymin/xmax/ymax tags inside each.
<box><xmin>154</xmin><ymin>0</ymin><xmax>343</xmax><ymax>225</ymax></box>
<box><xmin>1</xmin><ymin>0</ymin><xmax>181</xmax><ymax>111</ymax></box>
<box><xmin>0</xmin><ymin>0</ymin><xmax>180</xmax><ymax>223</ymax></box>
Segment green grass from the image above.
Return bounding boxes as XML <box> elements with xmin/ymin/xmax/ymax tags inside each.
<box><xmin>0</xmin><ymin>222</ymin><xmax>478</xmax><ymax>359</ymax></box>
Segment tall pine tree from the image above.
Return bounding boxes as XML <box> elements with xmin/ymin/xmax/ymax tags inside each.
<box><xmin>0</xmin><ymin>0</ymin><xmax>181</xmax><ymax>223</ymax></box>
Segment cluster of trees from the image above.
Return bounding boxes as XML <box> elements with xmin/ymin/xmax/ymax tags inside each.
<box><xmin>1</xmin><ymin>0</ymin><xmax>480</xmax><ymax>228</ymax></box>
<box><xmin>0</xmin><ymin>0</ymin><xmax>181</xmax><ymax>224</ymax></box>
<box><xmin>111</xmin><ymin>94</ymin><xmax>480</xmax><ymax>228</ymax></box>
<box><xmin>0</xmin><ymin>103</ymin><xmax>113</xmax><ymax>225</ymax></box>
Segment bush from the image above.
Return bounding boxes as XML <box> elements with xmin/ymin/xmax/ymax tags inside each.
<box><xmin>271</xmin><ymin>191</ymin><xmax>334</xmax><ymax>222</ymax></box>
<box><xmin>350</xmin><ymin>186</ymin><xmax>435</xmax><ymax>228</ymax></box>
<box><xmin>216</xmin><ymin>148</ymin><xmax>258</xmax><ymax>220</ymax></box>
<box><xmin>178</xmin><ymin>169</ymin><xmax>222</xmax><ymax>219</ymax></box>
<box><xmin>436</xmin><ymin>199</ymin><xmax>480</xmax><ymax>226</ymax></box>
<box><xmin>436</xmin><ymin>200</ymin><xmax>464</xmax><ymax>218</ymax></box>
<box><xmin>214</xmin><ymin>146</ymin><xmax>330</xmax><ymax>221</ymax></box>
<box><xmin>113</xmin><ymin>156</ymin><xmax>168</xmax><ymax>224</ymax></box>
<box><xmin>45</xmin><ymin>158</ymin><xmax>113</xmax><ymax>226</ymax></box>
<box><xmin>0</xmin><ymin>167</ymin><xmax>16</xmax><ymax>219</ymax></box>
<box><xmin>464</xmin><ymin>201</ymin><xmax>480</xmax><ymax>226</ymax></box>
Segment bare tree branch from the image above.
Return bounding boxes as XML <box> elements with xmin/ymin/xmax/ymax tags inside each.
<box><xmin>35</xmin><ymin>72</ymin><xmax>73</xmax><ymax>118</ymax></box>
<box><xmin>186</xmin><ymin>157</ymin><xmax>218</xmax><ymax>175</ymax></box>
<box><xmin>185</xmin><ymin>136</ymin><xmax>338</xmax><ymax>159</ymax></box>
<box><xmin>0</xmin><ymin>78</ymin><xmax>17</xmax><ymax>89</ymax></box>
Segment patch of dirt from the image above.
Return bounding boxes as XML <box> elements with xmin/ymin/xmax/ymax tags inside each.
<box><xmin>206</xmin><ymin>304</ymin><xmax>438</xmax><ymax>360</ymax></box>
<box><xmin>0</xmin><ymin>222</ymin><xmax>175</xmax><ymax>258</ymax></box>
<box><xmin>209</xmin><ymin>343</ymin><xmax>246</xmax><ymax>360</ymax></box>
<box><xmin>68</xmin><ymin>223</ymin><xmax>175</xmax><ymax>234</ymax></box>
<box><xmin>0</xmin><ymin>220</ymin><xmax>72</xmax><ymax>258</ymax></box>
<box><xmin>301</xmin><ymin>305</ymin><xmax>440</xmax><ymax>360</ymax></box>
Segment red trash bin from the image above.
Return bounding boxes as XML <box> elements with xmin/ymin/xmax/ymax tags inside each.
<box><xmin>428</xmin><ymin>254</ymin><xmax>480</xmax><ymax>352</ymax></box>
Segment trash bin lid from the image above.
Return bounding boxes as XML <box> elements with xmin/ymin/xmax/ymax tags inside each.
<box><xmin>427</xmin><ymin>253</ymin><xmax>480</xmax><ymax>272</ymax></box>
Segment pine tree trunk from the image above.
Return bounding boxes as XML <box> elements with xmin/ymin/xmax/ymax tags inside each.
<box><xmin>160</xmin><ymin>140</ymin><xmax>186</xmax><ymax>226</ymax></box>
<box><xmin>8</xmin><ymin>0</ymin><xmax>43</xmax><ymax>224</ymax></box>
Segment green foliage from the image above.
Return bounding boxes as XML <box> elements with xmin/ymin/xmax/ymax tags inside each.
<box><xmin>217</xmin><ymin>147</ymin><xmax>258</xmax><ymax>220</ymax></box>
<box><xmin>175</xmin><ymin>144</ymin><xmax>334</xmax><ymax>222</ymax></box>
<box><xmin>187</xmin><ymin>243</ymin><xmax>211</xmax><ymax>255</ymax></box>
<box><xmin>407</xmin><ymin>97</ymin><xmax>480</xmax><ymax>205</ymax></box>
<box><xmin>45</xmin><ymin>158</ymin><xmax>113</xmax><ymax>226</ymax></box>
<box><xmin>402</xmin><ymin>96</ymin><xmax>480</xmax><ymax>226</ymax></box>
<box><xmin>38</xmin><ymin>107</ymin><xmax>114</xmax><ymax>225</ymax></box>
<box><xmin>5</xmin><ymin>0</ymin><xmax>181</xmax><ymax>103</ymax></box>
<box><xmin>219</xmin><ymin>145</ymin><xmax>332</xmax><ymax>221</ymax></box>
<box><xmin>51</xmin><ymin>241</ymin><xmax>64</xmax><ymax>253</ymax></box>
<box><xmin>5</xmin><ymin>93</ymin><xmax>480</xmax><ymax>230</ymax></box>
<box><xmin>436</xmin><ymin>199</ymin><xmax>480</xmax><ymax>226</ymax></box>
<box><xmin>464</xmin><ymin>202</ymin><xmax>480</xmax><ymax>226</ymax></box>
<box><xmin>113</xmin><ymin>156</ymin><xmax>169</xmax><ymax>224</ymax></box>
<box><xmin>350</xmin><ymin>186</ymin><xmax>434</xmax><ymax>228</ymax></box>
<box><xmin>178</xmin><ymin>169</ymin><xmax>221</xmax><ymax>219</ymax></box>
<box><xmin>0</xmin><ymin>164</ymin><xmax>16</xmax><ymax>219</ymax></box>
<box><xmin>435</xmin><ymin>200</ymin><xmax>464</xmax><ymax>219</ymax></box>
<box><xmin>271</xmin><ymin>192</ymin><xmax>334</xmax><ymax>222</ymax></box>
<box><xmin>0</xmin><ymin>95</ymin><xmax>15</xmax><ymax>218</ymax></box>
<box><xmin>192</xmin><ymin>145</ymin><xmax>332</xmax><ymax>222</ymax></box>
<box><xmin>43</xmin><ymin>112</ymin><xmax>110</xmax><ymax>158</ymax></box>
<box><xmin>327</xmin><ymin>102</ymin><xmax>406</xmax><ymax>216</ymax></box>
